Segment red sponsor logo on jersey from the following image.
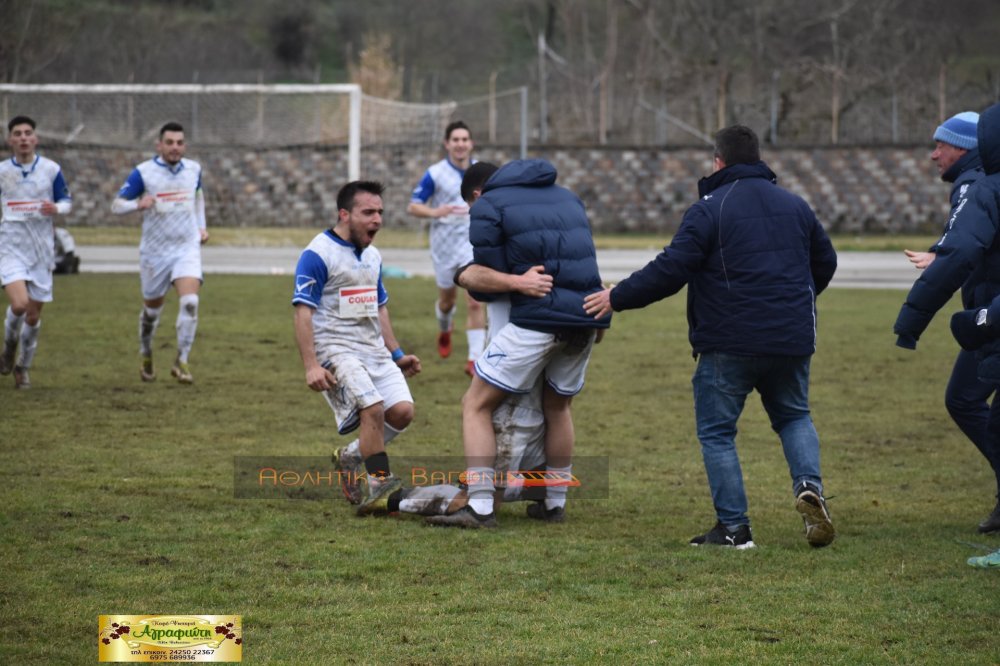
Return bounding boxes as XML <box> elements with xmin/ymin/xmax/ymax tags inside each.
<box><xmin>343</xmin><ymin>287</ymin><xmax>377</xmax><ymax>305</ymax></box>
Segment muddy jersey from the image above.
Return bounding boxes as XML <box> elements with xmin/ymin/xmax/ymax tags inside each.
<box><xmin>117</xmin><ymin>156</ymin><xmax>203</xmax><ymax>257</ymax></box>
<box><xmin>0</xmin><ymin>155</ymin><xmax>71</xmax><ymax>267</ymax></box>
<box><xmin>292</xmin><ymin>230</ymin><xmax>389</xmax><ymax>356</ymax></box>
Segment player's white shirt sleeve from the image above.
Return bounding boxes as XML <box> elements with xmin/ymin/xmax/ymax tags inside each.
<box><xmin>292</xmin><ymin>230</ymin><xmax>390</xmax><ymax>358</ymax></box>
<box><xmin>0</xmin><ymin>155</ymin><xmax>72</xmax><ymax>268</ymax></box>
<box><xmin>115</xmin><ymin>157</ymin><xmax>204</xmax><ymax>256</ymax></box>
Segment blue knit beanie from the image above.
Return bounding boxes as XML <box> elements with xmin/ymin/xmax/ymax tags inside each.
<box><xmin>934</xmin><ymin>111</ymin><xmax>979</xmax><ymax>150</ymax></box>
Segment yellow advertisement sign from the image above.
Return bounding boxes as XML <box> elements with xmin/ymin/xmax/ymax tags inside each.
<box><xmin>98</xmin><ymin>615</ymin><xmax>242</xmax><ymax>662</ymax></box>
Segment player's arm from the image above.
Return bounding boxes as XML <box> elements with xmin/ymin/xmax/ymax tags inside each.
<box><xmin>406</xmin><ymin>171</ymin><xmax>463</xmax><ymax>219</ymax></box>
<box><xmin>293</xmin><ymin>304</ymin><xmax>335</xmax><ymax>391</ymax></box>
<box><xmin>292</xmin><ymin>249</ymin><xmax>335</xmax><ymax>390</ymax></box>
<box><xmin>195</xmin><ymin>171</ymin><xmax>209</xmax><ymax>243</ymax></box>
<box><xmin>378</xmin><ymin>304</ymin><xmax>421</xmax><ymax>377</ymax></box>
<box><xmin>40</xmin><ymin>170</ymin><xmax>72</xmax><ymax>216</ymax></box>
<box><xmin>111</xmin><ymin>168</ymin><xmax>154</xmax><ymax>214</ymax></box>
<box><xmin>454</xmin><ymin>263</ymin><xmax>552</xmax><ymax>298</ymax></box>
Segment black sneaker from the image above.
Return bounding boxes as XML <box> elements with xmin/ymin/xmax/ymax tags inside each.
<box><xmin>526</xmin><ymin>501</ymin><xmax>565</xmax><ymax>523</ymax></box>
<box><xmin>690</xmin><ymin>521</ymin><xmax>755</xmax><ymax>549</ymax></box>
<box><xmin>978</xmin><ymin>501</ymin><xmax>1000</xmax><ymax>534</ymax></box>
<box><xmin>425</xmin><ymin>505</ymin><xmax>497</xmax><ymax>529</ymax></box>
<box><xmin>795</xmin><ymin>483</ymin><xmax>836</xmax><ymax>548</ymax></box>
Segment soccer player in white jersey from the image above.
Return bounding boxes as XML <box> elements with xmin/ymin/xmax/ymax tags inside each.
<box><xmin>111</xmin><ymin>122</ymin><xmax>208</xmax><ymax>384</ymax></box>
<box><xmin>293</xmin><ymin>180</ymin><xmax>421</xmax><ymax>516</ymax></box>
<box><xmin>407</xmin><ymin>120</ymin><xmax>486</xmax><ymax>376</ymax></box>
<box><xmin>0</xmin><ymin>116</ymin><xmax>73</xmax><ymax>389</ymax></box>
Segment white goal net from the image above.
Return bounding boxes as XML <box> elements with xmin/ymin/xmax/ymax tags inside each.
<box><xmin>0</xmin><ymin>84</ymin><xmax>485</xmax><ymax>228</ymax></box>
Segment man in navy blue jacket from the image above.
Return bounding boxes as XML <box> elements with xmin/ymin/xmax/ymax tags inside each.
<box><xmin>899</xmin><ymin>112</ymin><xmax>999</xmax><ymax>534</ymax></box>
<box><xmin>428</xmin><ymin>159</ymin><xmax>611</xmax><ymax>528</ymax></box>
<box><xmin>896</xmin><ymin>102</ymin><xmax>1000</xmax><ymax>541</ymax></box>
<box><xmin>585</xmin><ymin>125</ymin><xmax>838</xmax><ymax>549</ymax></box>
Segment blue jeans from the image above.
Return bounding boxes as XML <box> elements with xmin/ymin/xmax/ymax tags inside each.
<box><xmin>945</xmin><ymin>349</ymin><xmax>1000</xmax><ymax>496</ymax></box>
<box><xmin>692</xmin><ymin>352</ymin><xmax>823</xmax><ymax>528</ymax></box>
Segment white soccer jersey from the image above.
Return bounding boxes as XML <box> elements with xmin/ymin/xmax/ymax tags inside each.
<box><xmin>0</xmin><ymin>155</ymin><xmax>71</xmax><ymax>268</ymax></box>
<box><xmin>292</xmin><ymin>230</ymin><xmax>390</xmax><ymax>356</ymax></box>
<box><xmin>116</xmin><ymin>156</ymin><xmax>204</xmax><ymax>257</ymax></box>
<box><xmin>410</xmin><ymin>158</ymin><xmax>472</xmax><ymax>225</ymax></box>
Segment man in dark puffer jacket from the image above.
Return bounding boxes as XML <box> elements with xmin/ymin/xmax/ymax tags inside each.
<box><xmin>900</xmin><ymin>111</ymin><xmax>999</xmax><ymax>534</ymax></box>
<box><xmin>585</xmin><ymin>125</ymin><xmax>838</xmax><ymax>549</ymax></box>
<box><xmin>896</xmin><ymin>102</ymin><xmax>1000</xmax><ymax>538</ymax></box>
<box><xmin>428</xmin><ymin>159</ymin><xmax>611</xmax><ymax>529</ymax></box>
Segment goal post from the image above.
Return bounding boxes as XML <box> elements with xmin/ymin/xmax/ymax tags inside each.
<box><xmin>0</xmin><ymin>83</ymin><xmax>525</xmax><ymax>228</ymax></box>
<box><xmin>0</xmin><ymin>83</ymin><xmax>363</xmax><ymax>180</ymax></box>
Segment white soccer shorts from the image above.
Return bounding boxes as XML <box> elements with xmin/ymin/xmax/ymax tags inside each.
<box><xmin>474</xmin><ymin>323</ymin><xmax>596</xmax><ymax>396</ymax></box>
<box><xmin>429</xmin><ymin>221</ymin><xmax>474</xmax><ymax>289</ymax></box>
<box><xmin>319</xmin><ymin>351</ymin><xmax>413</xmax><ymax>435</ymax></box>
<box><xmin>140</xmin><ymin>249</ymin><xmax>203</xmax><ymax>300</ymax></box>
<box><xmin>0</xmin><ymin>254</ymin><xmax>53</xmax><ymax>302</ymax></box>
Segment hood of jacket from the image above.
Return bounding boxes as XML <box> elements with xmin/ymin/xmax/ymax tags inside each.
<box><xmin>980</xmin><ymin>103</ymin><xmax>1000</xmax><ymax>175</ymax></box>
<box><xmin>697</xmin><ymin>160</ymin><xmax>777</xmax><ymax>198</ymax></box>
<box><xmin>942</xmin><ymin>147</ymin><xmax>983</xmax><ymax>183</ymax></box>
<box><xmin>482</xmin><ymin>158</ymin><xmax>558</xmax><ymax>192</ymax></box>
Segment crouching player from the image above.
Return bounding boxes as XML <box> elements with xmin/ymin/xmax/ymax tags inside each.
<box><xmin>401</xmin><ymin>380</ymin><xmax>552</xmax><ymax>520</ymax></box>
<box><xmin>293</xmin><ymin>181</ymin><xmax>421</xmax><ymax>516</ymax></box>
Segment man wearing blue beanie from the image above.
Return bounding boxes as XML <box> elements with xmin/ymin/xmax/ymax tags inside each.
<box><xmin>896</xmin><ymin>105</ymin><xmax>1000</xmax><ymax>542</ymax></box>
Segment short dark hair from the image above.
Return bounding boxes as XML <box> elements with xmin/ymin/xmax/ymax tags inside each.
<box><xmin>445</xmin><ymin>120</ymin><xmax>470</xmax><ymax>141</ymax></box>
<box><xmin>713</xmin><ymin>125</ymin><xmax>760</xmax><ymax>166</ymax></box>
<box><xmin>337</xmin><ymin>180</ymin><xmax>385</xmax><ymax>212</ymax></box>
<box><xmin>461</xmin><ymin>162</ymin><xmax>499</xmax><ymax>204</ymax></box>
<box><xmin>159</xmin><ymin>122</ymin><xmax>185</xmax><ymax>138</ymax></box>
<box><xmin>8</xmin><ymin>115</ymin><xmax>36</xmax><ymax>133</ymax></box>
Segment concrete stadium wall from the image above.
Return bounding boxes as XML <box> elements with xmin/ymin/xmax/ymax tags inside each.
<box><xmin>46</xmin><ymin>144</ymin><xmax>948</xmax><ymax>235</ymax></box>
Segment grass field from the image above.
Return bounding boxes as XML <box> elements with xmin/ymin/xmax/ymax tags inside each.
<box><xmin>67</xmin><ymin>225</ymin><xmax>940</xmax><ymax>253</ymax></box>
<box><xmin>2</xmin><ymin>274</ymin><xmax>999</xmax><ymax>664</ymax></box>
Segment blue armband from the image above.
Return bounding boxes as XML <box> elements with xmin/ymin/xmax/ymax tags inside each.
<box><xmin>391</xmin><ymin>348</ymin><xmax>405</xmax><ymax>362</ymax></box>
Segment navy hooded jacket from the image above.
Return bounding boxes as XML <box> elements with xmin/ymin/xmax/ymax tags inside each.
<box><xmin>468</xmin><ymin>158</ymin><xmax>610</xmax><ymax>332</ymax></box>
<box><xmin>610</xmin><ymin>161</ymin><xmax>837</xmax><ymax>357</ymax></box>
<box><xmin>931</xmin><ymin>147</ymin><xmax>985</xmax><ymax>308</ymax></box>
<box><xmin>895</xmin><ymin>102</ymin><xmax>1000</xmax><ymax>349</ymax></box>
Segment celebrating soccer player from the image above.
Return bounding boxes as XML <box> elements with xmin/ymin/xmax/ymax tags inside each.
<box><xmin>407</xmin><ymin>121</ymin><xmax>486</xmax><ymax>376</ymax></box>
<box><xmin>0</xmin><ymin>116</ymin><xmax>73</xmax><ymax>389</ymax></box>
<box><xmin>111</xmin><ymin>122</ymin><xmax>209</xmax><ymax>384</ymax></box>
<box><xmin>293</xmin><ymin>180</ymin><xmax>421</xmax><ymax>516</ymax></box>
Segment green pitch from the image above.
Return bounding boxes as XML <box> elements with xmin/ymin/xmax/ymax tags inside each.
<box><xmin>1</xmin><ymin>274</ymin><xmax>998</xmax><ymax>663</ymax></box>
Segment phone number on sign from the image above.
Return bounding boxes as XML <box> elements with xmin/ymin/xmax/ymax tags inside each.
<box><xmin>146</xmin><ymin>649</ymin><xmax>216</xmax><ymax>660</ymax></box>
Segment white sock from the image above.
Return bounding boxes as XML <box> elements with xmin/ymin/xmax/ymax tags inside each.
<box><xmin>466</xmin><ymin>328</ymin><xmax>485</xmax><ymax>361</ymax></box>
<box><xmin>17</xmin><ymin>320</ymin><xmax>40</xmax><ymax>368</ymax></box>
<box><xmin>176</xmin><ymin>294</ymin><xmax>199</xmax><ymax>363</ymax></box>
<box><xmin>466</xmin><ymin>466</ymin><xmax>495</xmax><ymax>515</ymax></box>
<box><xmin>383</xmin><ymin>422</ymin><xmax>404</xmax><ymax>445</ymax></box>
<box><xmin>342</xmin><ymin>423</ymin><xmax>402</xmax><ymax>466</ymax></box>
<box><xmin>544</xmin><ymin>464</ymin><xmax>572</xmax><ymax>511</ymax></box>
<box><xmin>435</xmin><ymin>301</ymin><xmax>455</xmax><ymax>333</ymax></box>
<box><xmin>139</xmin><ymin>305</ymin><xmax>163</xmax><ymax>356</ymax></box>
<box><xmin>4</xmin><ymin>306</ymin><xmax>24</xmax><ymax>350</ymax></box>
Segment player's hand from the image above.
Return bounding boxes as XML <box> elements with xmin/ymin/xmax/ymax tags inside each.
<box><xmin>903</xmin><ymin>249</ymin><xmax>935</xmax><ymax>269</ymax></box>
<box><xmin>514</xmin><ymin>266</ymin><xmax>553</xmax><ymax>298</ymax></box>
<box><xmin>583</xmin><ymin>287</ymin><xmax>613</xmax><ymax>319</ymax></box>
<box><xmin>305</xmin><ymin>365</ymin><xmax>336</xmax><ymax>392</ymax></box>
<box><xmin>396</xmin><ymin>354</ymin><xmax>421</xmax><ymax>377</ymax></box>
<box><xmin>39</xmin><ymin>201</ymin><xmax>58</xmax><ymax>215</ymax></box>
<box><xmin>199</xmin><ymin>228</ymin><xmax>210</xmax><ymax>244</ymax></box>
<box><xmin>137</xmin><ymin>195</ymin><xmax>155</xmax><ymax>210</ymax></box>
